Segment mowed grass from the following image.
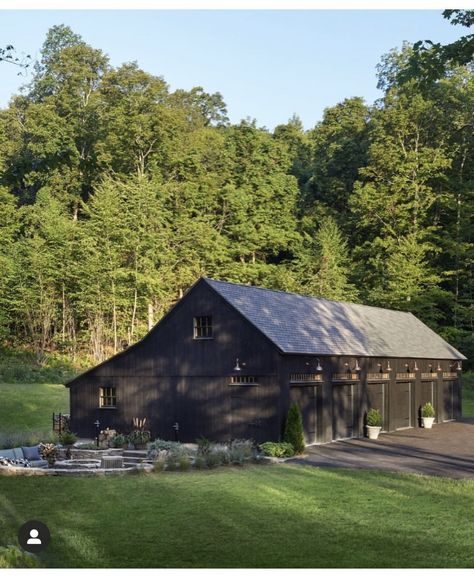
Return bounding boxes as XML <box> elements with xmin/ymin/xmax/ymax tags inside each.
<box><xmin>462</xmin><ymin>373</ymin><xmax>474</xmax><ymax>417</ymax></box>
<box><xmin>0</xmin><ymin>383</ymin><xmax>69</xmax><ymax>432</ymax></box>
<box><xmin>1</xmin><ymin>465</ymin><xmax>474</xmax><ymax>568</ymax></box>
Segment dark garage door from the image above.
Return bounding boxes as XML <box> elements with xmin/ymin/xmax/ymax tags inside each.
<box><xmin>420</xmin><ymin>381</ymin><xmax>435</xmax><ymax>424</ymax></box>
<box><xmin>230</xmin><ymin>386</ymin><xmax>262</xmax><ymax>441</ymax></box>
<box><xmin>367</xmin><ymin>383</ymin><xmax>387</xmax><ymax>430</ymax></box>
<box><xmin>392</xmin><ymin>382</ymin><xmax>412</xmax><ymax>430</ymax></box>
<box><xmin>333</xmin><ymin>384</ymin><xmax>354</xmax><ymax>440</ymax></box>
<box><xmin>441</xmin><ymin>381</ymin><xmax>454</xmax><ymax>422</ymax></box>
<box><xmin>290</xmin><ymin>385</ymin><xmax>318</xmax><ymax>444</ymax></box>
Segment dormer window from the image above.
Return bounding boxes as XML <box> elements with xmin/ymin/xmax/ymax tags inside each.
<box><xmin>193</xmin><ymin>316</ymin><xmax>213</xmax><ymax>339</ymax></box>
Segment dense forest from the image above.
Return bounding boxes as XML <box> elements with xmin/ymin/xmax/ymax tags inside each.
<box><xmin>0</xmin><ymin>13</ymin><xmax>473</xmax><ymax>372</ymax></box>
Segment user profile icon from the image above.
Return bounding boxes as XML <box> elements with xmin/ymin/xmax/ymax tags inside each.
<box><xmin>18</xmin><ymin>520</ymin><xmax>50</xmax><ymax>553</ymax></box>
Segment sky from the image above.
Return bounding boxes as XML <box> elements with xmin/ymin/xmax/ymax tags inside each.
<box><xmin>0</xmin><ymin>9</ymin><xmax>465</xmax><ymax>129</ymax></box>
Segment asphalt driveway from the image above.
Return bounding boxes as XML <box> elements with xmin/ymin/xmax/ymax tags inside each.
<box><xmin>293</xmin><ymin>419</ymin><xmax>474</xmax><ymax>478</ymax></box>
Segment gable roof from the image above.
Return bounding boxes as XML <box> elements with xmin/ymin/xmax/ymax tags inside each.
<box><xmin>204</xmin><ymin>278</ymin><xmax>466</xmax><ymax>360</ymax></box>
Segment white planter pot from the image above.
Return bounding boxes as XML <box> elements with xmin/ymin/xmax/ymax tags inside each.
<box><xmin>367</xmin><ymin>425</ymin><xmax>382</xmax><ymax>440</ymax></box>
<box><xmin>421</xmin><ymin>417</ymin><xmax>435</xmax><ymax>429</ymax></box>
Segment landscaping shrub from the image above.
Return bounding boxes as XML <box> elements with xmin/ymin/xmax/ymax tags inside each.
<box><xmin>212</xmin><ymin>443</ymin><xmax>230</xmax><ymax>465</ymax></box>
<box><xmin>205</xmin><ymin>451</ymin><xmax>222</xmax><ymax>469</ymax></box>
<box><xmin>178</xmin><ymin>455</ymin><xmax>191</xmax><ymax>471</ymax></box>
<box><xmin>74</xmin><ymin>442</ymin><xmax>106</xmax><ymax>450</ymax></box>
<box><xmin>421</xmin><ymin>402</ymin><xmax>435</xmax><ymax>418</ymax></box>
<box><xmin>196</xmin><ymin>436</ymin><xmax>211</xmax><ymax>456</ymax></box>
<box><xmin>0</xmin><ymin>546</ymin><xmax>38</xmax><ymax>568</ymax></box>
<box><xmin>110</xmin><ymin>433</ymin><xmax>127</xmax><ymax>448</ymax></box>
<box><xmin>283</xmin><ymin>403</ymin><xmax>305</xmax><ymax>454</ymax></box>
<box><xmin>260</xmin><ymin>441</ymin><xmax>295</xmax><ymax>458</ymax></box>
<box><xmin>153</xmin><ymin>458</ymin><xmax>166</xmax><ymax>472</ymax></box>
<box><xmin>58</xmin><ymin>431</ymin><xmax>77</xmax><ymax>445</ymax></box>
<box><xmin>366</xmin><ymin>408</ymin><xmax>383</xmax><ymax>427</ymax></box>
<box><xmin>0</xmin><ymin>431</ymin><xmax>58</xmax><ymax>449</ymax></box>
<box><xmin>147</xmin><ymin>440</ymin><xmax>191</xmax><ymax>462</ymax></box>
<box><xmin>193</xmin><ymin>455</ymin><xmax>207</xmax><ymax>469</ymax></box>
<box><xmin>228</xmin><ymin>439</ymin><xmax>254</xmax><ymax>465</ymax></box>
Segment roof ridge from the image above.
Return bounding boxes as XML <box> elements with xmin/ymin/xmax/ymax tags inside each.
<box><xmin>204</xmin><ymin>277</ymin><xmax>414</xmax><ymax>316</ymax></box>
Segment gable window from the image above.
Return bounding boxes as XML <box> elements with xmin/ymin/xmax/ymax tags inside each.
<box><xmin>193</xmin><ymin>316</ymin><xmax>213</xmax><ymax>339</ymax></box>
<box><xmin>99</xmin><ymin>387</ymin><xmax>116</xmax><ymax>408</ymax></box>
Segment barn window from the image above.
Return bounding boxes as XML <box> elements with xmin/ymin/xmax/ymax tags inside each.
<box><xmin>229</xmin><ymin>376</ymin><xmax>258</xmax><ymax>385</ymax></box>
<box><xmin>193</xmin><ymin>316</ymin><xmax>213</xmax><ymax>339</ymax></box>
<box><xmin>99</xmin><ymin>387</ymin><xmax>116</xmax><ymax>408</ymax></box>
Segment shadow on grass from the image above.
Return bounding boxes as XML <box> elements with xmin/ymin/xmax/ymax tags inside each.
<box><xmin>1</xmin><ymin>465</ymin><xmax>474</xmax><ymax>568</ymax></box>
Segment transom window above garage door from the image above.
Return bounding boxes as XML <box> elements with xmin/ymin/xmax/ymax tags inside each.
<box><xmin>99</xmin><ymin>386</ymin><xmax>116</xmax><ymax>408</ymax></box>
<box><xmin>229</xmin><ymin>376</ymin><xmax>258</xmax><ymax>385</ymax></box>
<box><xmin>193</xmin><ymin>316</ymin><xmax>213</xmax><ymax>339</ymax></box>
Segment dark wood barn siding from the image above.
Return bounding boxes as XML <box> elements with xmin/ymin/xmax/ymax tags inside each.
<box><xmin>280</xmin><ymin>355</ymin><xmax>461</xmax><ymax>444</ymax></box>
<box><xmin>68</xmin><ymin>278</ymin><xmax>462</xmax><ymax>443</ymax></box>
<box><xmin>69</xmin><ymin>280</ymin><xmax>282</xmax><ymax>441</ymax></box>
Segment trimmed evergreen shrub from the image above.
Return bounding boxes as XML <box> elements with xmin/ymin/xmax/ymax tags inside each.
<box><xmin>366</xmin><ymin>408</ymin><xmax>383</xmax><ymax>427</ymax></box>
<box><xmin>283</xmin><ymin>403</ymin><xmax>305</xmax><ymax>454</ymax></box>
<box><xmin>421</xmin><ymin>402</ymin><xmax>435</xmax><ymax>418</ymax></box>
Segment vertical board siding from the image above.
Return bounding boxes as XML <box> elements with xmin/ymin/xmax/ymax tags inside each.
<box><xmin>68</xmin><ymin>279</ymin><xmax>462</xmax><ymax>443</ymax></box>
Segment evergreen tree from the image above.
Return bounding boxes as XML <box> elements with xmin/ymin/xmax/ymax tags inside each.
<box><xmin>283</xmin><ymin>403</ymin><xmax>305</xmax><ymax>454</ymax></box>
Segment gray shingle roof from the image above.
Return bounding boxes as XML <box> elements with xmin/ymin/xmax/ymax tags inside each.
<box><xmin>205</xmin><ymin>278</ymin><xmax>465</xmax><ymax>360</ymax></box>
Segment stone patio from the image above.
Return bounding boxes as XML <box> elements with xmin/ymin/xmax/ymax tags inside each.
<box><xmin>292</xmin><ymin>419</ymin><xmax>474</xmax><ymax>478</ymax></box>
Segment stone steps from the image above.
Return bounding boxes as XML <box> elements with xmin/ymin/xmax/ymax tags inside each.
<box><xmin>122</xmin><ymin>449</ymin><xmax>153</xmax><ymax>467</ymax></box>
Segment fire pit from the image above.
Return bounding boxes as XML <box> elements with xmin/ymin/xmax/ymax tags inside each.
<box><xmin>54</xmin><ymin>459</ymin><xmax>101</xmax><ymax>470</ymax></box>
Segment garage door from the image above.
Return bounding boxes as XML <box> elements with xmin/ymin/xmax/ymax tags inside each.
<box><xmin>440</xmin><ymin>381</ymin><xmax>454</xmax><ymax>422</ymax></box>
<box><xmin>367</xmin><ymin>383</ymin><xmax>387</xmax><ymax>430</ymax></box>
<box><xmin>392</xmin><ymin>382</ymin><xmax>412</xmax><ymax>430</ymax></box>
<box><xmin>420</xmin><ymin>381</ymin><xmax>435</xmax><ymax>424</ymax></box>
<box><xmin>333</xmin><ymin>384</ymin><xmax>354</xmax><ymax>440</ymax></box>
<box><xmin>290</xmin><ymin>385</ymin><xmax>317</xmax><ymax>444</ymax></box>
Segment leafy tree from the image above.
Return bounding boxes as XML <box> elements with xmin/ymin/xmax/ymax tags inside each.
<box><xmin>399</xmin><ymin>10</ymin><xmax>474</xmax><ymax>84</ymax></box>
<box><xmin>304</xmin><ymin>98</ymin><xmax>369</xmax><ymax>223</ymax></box>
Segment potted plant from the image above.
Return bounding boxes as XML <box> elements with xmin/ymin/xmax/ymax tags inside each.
<box><xmin>421</xmin><ymin>402</ymin><xmax>435</xmax><ymax>428</ymax></box>
<box><xmin>366</xmin><ymin>408</ymin><xmax>383</xmax><ymax>440</ymax></box>
<box><xmin>128</xmin><ymin>430</ymin><xmax>151</xmax><ymax>450</ymax></box>
<box><xmin>110</xmin><ymin>433</ymin><xmax>128</xmax><ymax>449</ymax></box>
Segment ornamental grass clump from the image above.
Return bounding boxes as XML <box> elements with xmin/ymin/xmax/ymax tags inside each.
<box><xmin>283</xmin><ymin>403</ymin><xmax>305</xmax><ymax>454</ymax></box>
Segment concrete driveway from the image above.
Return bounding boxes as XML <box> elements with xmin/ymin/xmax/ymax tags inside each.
<box><xmin>293</xmin><ymin>419</ymin><xmax>474</xmax><ymax>478</ymax></box>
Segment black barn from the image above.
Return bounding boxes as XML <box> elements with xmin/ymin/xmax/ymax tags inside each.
<box><xmin>66</xmin><ymin>278</ymin><xmax>466</xmax><ymax>444</ymax></box>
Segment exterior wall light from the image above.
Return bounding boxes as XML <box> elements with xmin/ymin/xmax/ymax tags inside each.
<box><xmin>456</xmin><ymin>361</ymin><xmax>462</xmax><ymax>371</ymax></box>
<box><xmin>437</xmin><ymin>362</ymin><xmax>442</xmax><ymax>372</ymax></box>
<box><xmin>316</xmin><ymin>359</ymin><xmax>323</xmax><ymax>372</ymax></box>
<box><xmin>354</xmin><ymin>360</ymin><xmax>361</xmax><ymax>372</ymax></box>
<box><xmin>386</xmin><ymin>361</ymin><xmax>392</xmax><ymax>372</ymax></box>
<box><xmin>233</xmin><ymin>358</ymin><xmax>246</xmax><ymax>372</ymax></box>
<box><xmin>414</xmin><ymin>361</ymin><xmax>419</xmax><ymax>372</ymax></box>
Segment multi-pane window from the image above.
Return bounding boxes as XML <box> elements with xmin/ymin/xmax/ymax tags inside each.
<box><xmin>229</xmin><ymin>376</ymin><xmax>258</xmax><ymax>385</ymax></box>
<box><xmin>193</xmin><ymin>316</ymin><xmax>213</xmax><ymax>339</ymax></box>
<box><xmin>99</xmin><ymin>387</ymin><xmax>116</xmax><ymax>408</ymax></box>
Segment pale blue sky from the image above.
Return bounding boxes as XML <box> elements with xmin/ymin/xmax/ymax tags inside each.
<box><xmin>0</xmin><ymin>10</ymin><xmax>463</xmax><ymax>129</ymax></box>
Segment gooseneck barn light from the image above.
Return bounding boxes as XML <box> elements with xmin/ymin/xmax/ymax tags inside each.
<box><xmin>316</xmin><ymin>359</ymin><xmax>323</xmax><ymax>372</ymax></box>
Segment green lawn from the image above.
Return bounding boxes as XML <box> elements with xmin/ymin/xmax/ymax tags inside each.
<box><xmin>462</xmin><ymin>373</ymin><xmax>474</xmax><ymax>417</ymax></box>
<box><xmin>0</xmin><ymin>465</ymin><xmax>473</xmax><ymax>568</ymax></box>
<box><xmin>0</xmin><ymin>383</ymin><xmax>69</xmax><ymax>433</ymax></box>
